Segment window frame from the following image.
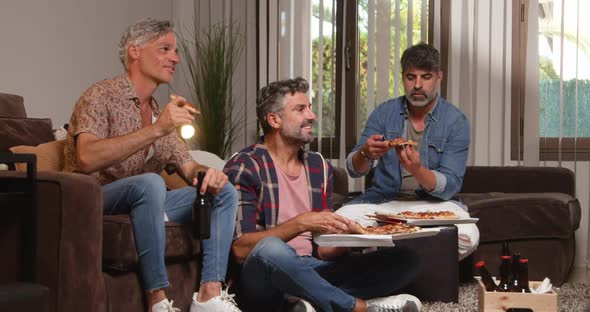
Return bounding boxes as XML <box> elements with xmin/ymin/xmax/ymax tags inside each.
<box><xmin>310</xmin><ymin>0</ymin><xmax>356</xmax><ymax>159</ymax></box>
<box><xmin>510</xmin><ymin>0</ymin><xmax>590</xmax><ymax>161</ymax></box>
<box><xmin>314</xmin><ymin>0</ymin><xmax>434</xmax><ymax>157</ymax></box>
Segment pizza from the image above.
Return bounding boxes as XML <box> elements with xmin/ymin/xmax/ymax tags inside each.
<box><xmin>170</xmin><ymin>94</ymin><xmax>200</xmax><ymax>115</ymax></box>
<box><xmin>388</xmin><ymin>137</ymin><xmax>418</xmax><ymax>147</ymax></box>
<box><xmin>347</xmin><ymin>221</ymin><xmax>420</xmax><ymax>235</ymax></box>
<box><xmin>385</xmin><ymin>210</ymin><xmax>460</xmax><ymax>220</ymax></box>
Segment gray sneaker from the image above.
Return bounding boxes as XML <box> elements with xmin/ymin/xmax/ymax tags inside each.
<box><xmin>366</xmin><ymin>294</ymin><xmax>422</xmax><ymax>312</ymax></box>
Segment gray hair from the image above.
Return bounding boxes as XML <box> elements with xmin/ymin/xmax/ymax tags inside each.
<box><xmin>256</xmin><ymin>77</ymin><xmax>309</xmax><ymax>134</ymax></box>
<box><xmin>400</xmin><ymin>42</ymin><xmax>441</xmax><ymax>73</ymax></box>
<box><xmin>118</xmin><ymin>18</ymin><xmax>174</xmax><ymax>70</ymax></box>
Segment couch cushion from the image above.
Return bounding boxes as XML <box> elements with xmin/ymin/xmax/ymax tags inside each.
<box><xmin>0</xmin><ymin>93</ymin><xmax>26</xmax><ymax>118</ymax></box>
<box><xmin>458</xmin><ymin>192</ymin><xmax>581</xmax><ymax>242</ymax></box>
<box><xmin>160</xmin><ymin>171</ymin><xmax>189</xmax><ymax>189</ymax></box>
<box><xmin>102</xmin><ymin>215</ymin><xmax>200</xmax><ymax>272</ymax></box>
<box><xmin>10</xmin><ymin>140</ymin><xmax>66</xmax><ymax>171</ymax></box>
<box><xmin>0</xmin><ymin>117</ymin><xmax>54</xmax><ymax>152</ymax></box>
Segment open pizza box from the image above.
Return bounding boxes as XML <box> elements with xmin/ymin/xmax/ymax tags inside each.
<box><xmin>313</xmin><ymin>227</ymin><xmax>441</xmax><ymax>247</ymax></box>
<box><xmin>336</xmin><ymin>200</ymin><xmax>478</xmax><ymax>227</ymax></box>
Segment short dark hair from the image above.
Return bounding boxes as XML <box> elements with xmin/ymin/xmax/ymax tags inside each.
<box><xmin>400</xmin><ymin>42</ymin><xmax>441</xmax><ymax>73</ymax></box>
<box><xmin>256</xmin><ymin>77</ymin><xmax>309</xmax><ymax>134</ymax></box>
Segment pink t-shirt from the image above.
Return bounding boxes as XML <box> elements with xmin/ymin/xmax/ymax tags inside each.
<box><xmin>276</xmin><ymin>164</ymin><xmax>313</xmax><ymax>256</ymax></box>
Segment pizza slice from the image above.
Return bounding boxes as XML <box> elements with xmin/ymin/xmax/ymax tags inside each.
<box><xmin>380</xmin><ymin>210</ymin><xmax>460</xmax><ymax>220</ymax></box>
<box><xmin>387</xmin><ymin>137</ymin><xmax>418</xmax><ymax>148</ymax></box>
<box><xmin>170</xmin><ymin>94</ymin><xmax>200</xmax><ymax>115</ymax></box>
<box><xmin>347</xmin><ymin>221</ymin><xmax>421</xmax><ymax>235</ymax></box>
<box><xmin>362</xmin><ymin>223</ymin><xmax>421</xmax><ymax>235</ymax></box>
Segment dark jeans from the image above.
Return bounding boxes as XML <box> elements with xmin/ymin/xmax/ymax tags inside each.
<box><xmin>239</xmin><ymin>236</ymin><xmax>421</xmax><ymax>312</ymax></box>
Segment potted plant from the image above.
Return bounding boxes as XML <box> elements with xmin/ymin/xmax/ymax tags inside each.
<box><xmin>178</xmin><ymin>20</ymin><xmax>243</xmax><ymax>159</ymax></box>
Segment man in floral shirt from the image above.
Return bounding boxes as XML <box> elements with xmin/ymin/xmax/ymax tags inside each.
<box><xmin>64</xmin><ymin>18</ymin><xmax>241</xmax><ymax>312</ymax></box>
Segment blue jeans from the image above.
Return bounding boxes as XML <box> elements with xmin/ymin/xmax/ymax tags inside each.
<box><xmin>239</xmin><ymin>236</ymin><xmax>421</xmax><ymax>312</ymax></box>
<box><xmin>102</xmin><ymin>172</ymin><xmax>238</xmax><ymax>291</ymax></box>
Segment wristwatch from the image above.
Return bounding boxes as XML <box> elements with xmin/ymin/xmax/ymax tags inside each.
<box><xmin>359</xmin><ymin>149</ymin><xmax>372</xmax><ymax>161</ymax></box>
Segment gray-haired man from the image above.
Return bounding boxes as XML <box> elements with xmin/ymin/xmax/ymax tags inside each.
<box><xmin>64</xmin><ymin>18</ymin><xmax>241</xmax><ymax>312</ymax></box>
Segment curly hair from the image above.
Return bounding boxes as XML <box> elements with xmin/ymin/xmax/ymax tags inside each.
<box><xmin>256</xmin><ymin>77</ymin><xmax>309</xmax><ymax>134</ymax></box>
<box><xmin>118</xmin><ymin>18</ymin><xmax>174</xmax><ymax>70</ymax></box>
<box><xmin>400</xmin><ymin>42</ymin><xmax>441</xmax><ymax>73</ymax></box>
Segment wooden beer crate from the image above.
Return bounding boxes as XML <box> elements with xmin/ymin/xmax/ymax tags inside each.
<box><xmin>477</xmin><ymin>280</ymin><xmax>557</xmax><ymax>312</ymax></box>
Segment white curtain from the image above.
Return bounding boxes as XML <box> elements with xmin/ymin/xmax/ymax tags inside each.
<box><xmin>258</xmin><ymin>0</ymin><xmax>344</xmax><ymax>165</ymax></box>
<box><xmin>443</xmin><ymin>0</ymin><xmax>513</xmax><ymax>166</ymax></box>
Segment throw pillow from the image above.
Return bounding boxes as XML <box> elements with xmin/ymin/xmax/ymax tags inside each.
<box><xmin>160</xmin><ymin>170</ymin><xmax>189</xmax><ymax>190</ymax></box>
<box><xmin>10</xmin><ymin>140</ymin><xmax>66</xmax><ymax>172</ymax></box>
<box><xmin>0</xmin><ymin>93</ymin><xmax>26</xmax><ymax>118</ymax></box>
<box><xmin>0</xmin><ymin>117</ymin><xmax>54</xmax><ymax>152</ymax></box>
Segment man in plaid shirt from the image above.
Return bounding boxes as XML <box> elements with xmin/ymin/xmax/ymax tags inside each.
<box><xmin>224</xmin><ymin>77</ymin><xmax>423</xmax><ymax>312</ymax></box>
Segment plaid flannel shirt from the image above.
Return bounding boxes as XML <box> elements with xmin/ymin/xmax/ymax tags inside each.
<box><xmin>224</xmin><ymin>138</ymin><xmax>334</xmax><ymax>238</ymax></box>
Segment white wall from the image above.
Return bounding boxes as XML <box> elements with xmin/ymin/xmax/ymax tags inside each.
<box><xmin>172</xmin><ymin>0</ymin><xmax>258</xmax><ymax>154</ymax></box>
<box><xmin>0</xmin><ymin>0</ymin><xmax>173</xmax><ymax>127</ymax></box>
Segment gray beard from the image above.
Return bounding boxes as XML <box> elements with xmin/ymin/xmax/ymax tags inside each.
<box><xmin>406</xmin><ymin>92</ymin><xmax>437</xmax><ymax>107</ymax></box>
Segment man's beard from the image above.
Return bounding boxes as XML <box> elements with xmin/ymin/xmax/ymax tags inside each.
<box><xmin>405</xmin><ymin>90</ymin><xmax>438</xmax><ymax>107</ymax></box>
<box><xmin>281</xmin><ymin>120</ymin><xmax>315</xmax><ymax>145</ymax></box>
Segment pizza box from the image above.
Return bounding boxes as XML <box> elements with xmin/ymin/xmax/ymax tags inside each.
<box><xmin>313</xmin><ymin>227</ymin><xmax>441</xmax><ymax>247</ymax></box>
<box><xmin>477</xmin><ymin>280</ymin><xmax>557</xmax><ymax>312</ymax></box>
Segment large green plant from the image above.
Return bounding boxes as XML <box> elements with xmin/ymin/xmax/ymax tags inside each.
<box><xmin>178</xmin><ymin>21</ymin><xmax>243</xmax><ymax>159</ymax></box>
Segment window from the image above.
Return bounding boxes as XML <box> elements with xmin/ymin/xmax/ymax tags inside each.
<box><xmin>512</xmin><ymin>0</ymin><xmax>590</xmax><ymax>161</ymax></box>
<box><xmin>310</xmin><ymin>0</ymin><xmax>340</xmax><ymax>156</ymax></box>
<box><xmin>310</xmin><ymin>0</ymin><xmax>432</xmax><ymax>157</ymax></box>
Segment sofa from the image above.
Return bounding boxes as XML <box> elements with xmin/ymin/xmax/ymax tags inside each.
<box><xmin>1</xmin><ymin>92</ymin><xmax>581</xmax><ymax>309</ymax></box>
<box><xmin>457</xmin><ymin>166</ymin><xmax>581</xmax><ymax>286</ymax></box>
<box><xmin>0</xmin><ymin>93</ymin><xmax>355</xmax><ymax>312</ymax></box>
<box><xmin>0</xmin><ymin>93</ymin><xmax>199</xmax><ymax>311</ymax></box>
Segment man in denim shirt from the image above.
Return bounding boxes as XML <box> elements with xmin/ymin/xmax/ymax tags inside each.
<box><xmin>344</xmin><ymin>43</ymin><xmax>477</xmax><ymax>259</ymax></box>
<box><xmin>346</xmin><ymin>42</ymin><xmax>470</xmax><ymax>203</ymax></box>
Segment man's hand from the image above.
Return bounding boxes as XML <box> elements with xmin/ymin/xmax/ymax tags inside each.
<box><xmin>396</xmin><ymin>144</ymin><xmax>421</xmax><ymax>174</ymax></box>
<box><xmin>153</xmin><ymin>95</ymin><xmax>195</xmax><ymax>136</ymax></box>
<box><xmin>359</xmin><ymin>134</ymin><xmax>390</xmax><ymax>160</ymax></box>
<box><xmin>192</xmin><ymin>167</ymin><xmax>228</xmax><ymax>196</ymax></box>
<box><xmin>295</xmin><ymin>211</ymin><xmax>351</xmax><ymax>234</ymax></box>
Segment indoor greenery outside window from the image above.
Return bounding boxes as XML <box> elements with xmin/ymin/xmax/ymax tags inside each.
<box><xmin>538</xmin><ymin>0</ymin><xmax>590</xmax><ymax>160</ymax></box>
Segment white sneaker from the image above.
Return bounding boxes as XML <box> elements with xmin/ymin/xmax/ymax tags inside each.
<box><xmin>189</xmin><ymin>288</ymin><xmax>242</xmax><ymax>312</ymax></box>
<box><xmin>152</xmin><ymin>299</ymin><xmax>181</xmax><ymax>312</ymax></box>
<box><xmin>366</xmin><ymin>294</ymin><xmax>422</xmax><ymax>312</ymax></box>
<box><xmin>284</xmin><ymin>298</ymin><xmax>316</xmax><ymax>312</ymax></box>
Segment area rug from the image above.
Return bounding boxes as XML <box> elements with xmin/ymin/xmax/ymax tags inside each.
<box><xmin>423</xmin><ymin>282</ymin><xmax>590</xmax><ymax>312</ymax></box>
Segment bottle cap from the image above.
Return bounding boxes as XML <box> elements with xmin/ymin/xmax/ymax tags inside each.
<box><xmin>475</xmin><ymin>260</ymin><xmax>486</xmax><ymax>268</ymax></box>
<box><xmin>501</xmin><ymin>255</ymin><xmax>511</xmax><ymax>260</ymax></box>
<box><xmin>519</xmin><ymin>258</ymin><xmax>529</xmax><ymax>264</ymax></box>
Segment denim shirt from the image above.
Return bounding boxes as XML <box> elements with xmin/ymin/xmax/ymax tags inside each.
<box><xmin>346</xmin><ymin>95</ymin><xmax>470</xmax><ymax>202</ymax></box>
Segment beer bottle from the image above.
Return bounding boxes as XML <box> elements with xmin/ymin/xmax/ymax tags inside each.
<box><xmin>475</xmin><ymin>261</ymin><xmax>500</xmax><ymax>292</ymax></box>
<box><xmin>502</xmin><ymin>240</ymin><xmax>510</xmax><ymax>257</ymax></box>
<box><xmin>498</xmin><ymin>255</ymin><xmax>512</xmax><ymax>292</ymax></box>
<box><xmin>517</xmin><ymin>258</ymin><xmax>532</xmax><ymax>293</ymax></box>
<box><xmin>193</xmin><ymin>171</ymin><xmax>211</xmax><ymax>239</ymax></box>
<box><xmin>510</xmin><ymin>253</ymin><xmax>522</xmax><ymax>291</ymax></box>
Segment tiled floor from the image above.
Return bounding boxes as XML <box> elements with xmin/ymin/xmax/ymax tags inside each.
<box><xmin>568</xmin><ymin>266</ymin><xmax>590</xmax><ymax>284</ymax></box>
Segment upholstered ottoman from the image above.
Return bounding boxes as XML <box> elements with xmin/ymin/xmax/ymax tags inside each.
<box><xmin>460</xmin><ymin>192</ymin><xmax>580</xmax><ymax>286</ymax></box>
